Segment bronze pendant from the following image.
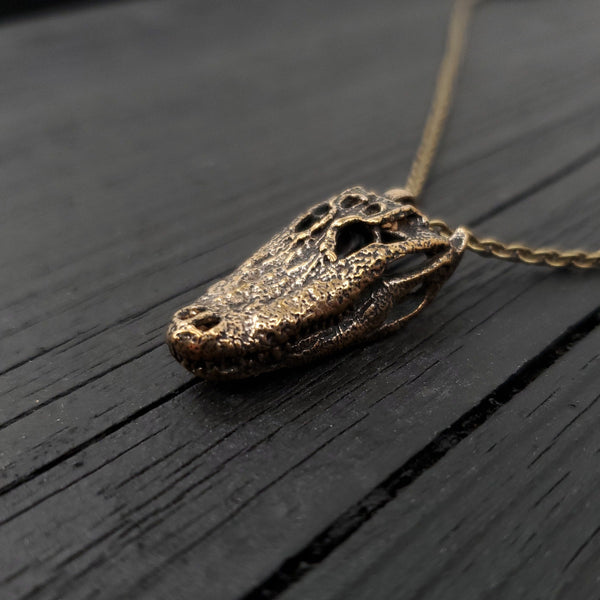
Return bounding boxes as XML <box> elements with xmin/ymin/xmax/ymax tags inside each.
<box><xmin>167</xmin><ymin>187</ymin><xmax>467</xmax><ymax>380</ymax></box>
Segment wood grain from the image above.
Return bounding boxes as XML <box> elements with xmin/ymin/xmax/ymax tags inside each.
<box><xmin>1</xmin><ymin>1</ymin><xmax>600</xmax><ymax>599</ymax></box>
<box><xmin>282</xmin><ymin>323</ymin><xmax>600</xmax><ymax>600</ymax></box>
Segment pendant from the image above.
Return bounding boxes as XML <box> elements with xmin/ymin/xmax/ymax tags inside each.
<box><xmin>167</xmin><ymin>187</ymin><xmax>467</xmax><ymax>380</ymax></box>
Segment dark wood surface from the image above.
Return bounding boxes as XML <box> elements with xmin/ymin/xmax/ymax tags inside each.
<box><xmin>2</xmin><ymin>1</ymin><xmax>600</xmax><ymax>599</ymax></box>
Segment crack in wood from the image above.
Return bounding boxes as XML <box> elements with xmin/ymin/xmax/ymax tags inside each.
<box><xmin>0</xmin><ymin>380</ymin><xmax>198</xmax><ymax>498</ymax></box>
<box><xmin>0</xmin><ymin>344</ymin><xmax>163</xmax><ymax>433</ymax></box>
<box><xmin>470</xmin><ymin>140</ymin><xmax>600</xmax><ymax>228</ymax></box>
<box><xmin>242</xmin><ymin>305</ymin><xmax>600</xmax><ymax>599</ymax></box>
<box><xmin>117</xmin><ymin>414</ymin><xmax>371</xmax><ymax>600</ymax></box>
<box><xmin>0</xmin><ymin>427</ymin><xmax>168</xmax><ymax>529</ymax></box>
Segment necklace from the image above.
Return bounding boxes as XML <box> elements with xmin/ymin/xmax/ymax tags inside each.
<box><xmin>167</xmin><ymin>0</ymin><xmax>600</xmax><ymax>380</ymax></box>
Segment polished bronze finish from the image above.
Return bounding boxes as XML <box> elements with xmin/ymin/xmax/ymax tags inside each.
<box><xmin>167</xmin><ymin>188</ymin><xmax>467</xmax><ymax>379</ymax></box>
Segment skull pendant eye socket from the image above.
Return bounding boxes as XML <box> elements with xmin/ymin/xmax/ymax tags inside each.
<box><xmin>334</xmin><ymin>221</ymin><xmax>377</xmax><ymax>259</ymax></box>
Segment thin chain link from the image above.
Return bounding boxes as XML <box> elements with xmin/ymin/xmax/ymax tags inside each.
<box><xmin>404</xmin><ymin>0</ymin><xmax>478</xmax><ymax>199</ymax></box>
<box><xmin>395</xmin><ymin>0</ymin><xmax>600</xmax><ymax>269</ymax></box>
<box><xmin>429</xmin><ymin>219</ymin><xmax>600</xmax><ymax>269</ymax></box>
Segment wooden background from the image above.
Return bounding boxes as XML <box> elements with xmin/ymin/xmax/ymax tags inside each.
<box><xmin>2</xmin><ymin>1</ymin><xmax>600</xmax><ymax>598</ymax></box>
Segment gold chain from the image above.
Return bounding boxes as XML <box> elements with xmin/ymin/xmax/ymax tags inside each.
<box><xmin>429</xmin><ymin>218</ymin><xmax>600</xmax><ymax>268</ymax></box>
<box><xmin>390</xmin><ymin>0</ymin><xmax>600</xmax><ymax>269</ymax></box>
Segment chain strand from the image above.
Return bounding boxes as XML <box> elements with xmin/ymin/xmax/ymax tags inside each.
<box><xmin>396</xmin><ymin>0</ymin><xmax>600</xmax><ymax>269</ymax></box>
<box><xmin>404</xmin><ymin>0</ymin><xmax>478</xmax><ymax>199</ymax></box>
<box><xmin>430</xmin><ymin>219</ymin><xmax>600</xmax><ymax>269</ymax></box>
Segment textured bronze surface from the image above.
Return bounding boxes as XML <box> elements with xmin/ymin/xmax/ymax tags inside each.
<box><xmin>167</xmin><ymin>187</ymin><xmax>467</xmax><ymax>379</ymax></box>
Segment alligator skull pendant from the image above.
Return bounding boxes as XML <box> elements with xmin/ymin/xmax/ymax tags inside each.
<box><xmin>167</xmin><ymin>187</ymin><xmax>467</xmax><ymax>380</ymax></box>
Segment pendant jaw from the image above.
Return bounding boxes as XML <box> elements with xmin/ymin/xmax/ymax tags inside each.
<box><xmin>167</xmin><ymin>187</ymin><xmax>467</xmax><ymax>380</ymax></box>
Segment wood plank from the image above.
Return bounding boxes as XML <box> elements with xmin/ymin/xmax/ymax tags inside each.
<box><xmin>3</xmin><ymin>160</ymin><xmax>600</xmax><ymax>598</ymax></box>
<box><xmin>1</xmin><ymin>0</ymin><xmax>600</xmax><ymax>599</ymax></box>
<box><xmin>281</xmin><ymin>320</ymin><xmax>600</xmax><ymax>600</ymax></box>
<box><xmin>2</xmin><ymin>0</ymin><xmax>600</xmax><ymax>476</ymax></box>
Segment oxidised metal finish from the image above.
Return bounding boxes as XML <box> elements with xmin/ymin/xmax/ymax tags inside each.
<box><xmin>167</xmin><ymin>187</ymin><xmax>467</xmax><ymax>379</ymax></box>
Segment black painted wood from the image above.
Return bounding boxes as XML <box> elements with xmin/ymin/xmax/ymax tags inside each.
<box><xmin>1</xmin><ymin>1</ymin><xmax>600</xmax><ymax>599</ymax></box>
<box><xmin>282</xmin><ymin>325</ymin><xmax>600</xmax><ymax>600</ymax></box>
